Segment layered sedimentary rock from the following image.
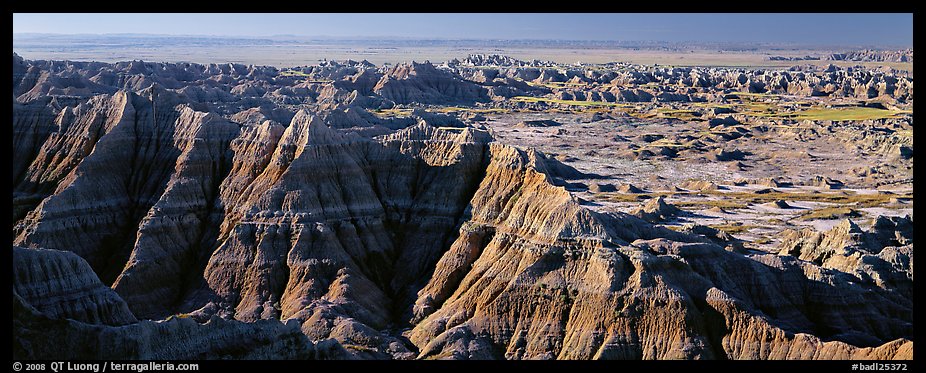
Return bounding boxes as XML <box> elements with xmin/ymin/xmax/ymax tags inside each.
<box><xmin>12</xmin><ymin>54</ymin><xmax>914</xmax><ymax>360</ymax></box>
<box><xmin>827</xmin><ymin>49</ymin><xmax>913</xmax><ymax>63</ymax></box>
<box><xmin>13</xmin><ymin>246</ymin><xmax>136</xmax><ymax>325</ymax></box>
<box><xmin>373</xmin><ymin>62</ymin><xmax>488</xmax><ymax>105</ymax></box>
<box><xmin>12</xmin><ymin>99</ymin><xmax>62</xmax><ymax>221</ymax></box>
<box><xmin>13</xmin><ymin>247</ymin><xmax>314</xmax><ymax>360</ymax></box>
<box><xmin>15</xmin><ymin>87</ymin><xmax>241</xmax><ymax>320</ymax></box>
<box><xmin>630</xmin><ymin>196</ymin><xmax>680</xmax><ymax>223</ymax></box>
<box><xmin>778</xmin><ymin>217</ymin><xmax>913</xmax><ymax>298</ymax></box>
<box><xmin>407</xmin><ymin>171</ymin><xmax>912</xmax><ymax>359</ymax></box>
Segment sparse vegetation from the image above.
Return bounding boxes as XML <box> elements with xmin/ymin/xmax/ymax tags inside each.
<box><xmin>341</xmin><ymin>344</ymin><xmax>379</xmax><ymax>353</ymax></box>
<box><xmin>603</xmin><ymin>193</ymin><xmax>648</xmax><ymax>203</ymax></box>
<box><xmin>429</xmin><ymin>106</ymin><xmax>508</xmax><ymax>114</ymax></box>
<box><xmin>788</xmin><ymin>107</ymin><xmax>909</xmax><ymax>121</ymax></box>
<box><xmin>700</xmin><ymin>189</ymin><xmax>909</xmax><ymax>207</ymax></box>
<box><xmin>165</xmin><ymin>313</ymin><xmax>192</xmax><ymax>321</ymax></box>
<box><xmin>727</xmin><ymin>92</ymin><xmax>780</xmax><ymax>98</ymax></box>
<box><xmin>525</xmin><ymin>81</ymin><xmax>589</xmax><ymax>89</ymax></box>
<box><xmin>277</xmin><ymin>70</ymin><xmax>332</xmax><ymax>84</ymax></box>
<box><xmin>511</xmin><ymin>96</ymin><xmax>633</xmax><ymax>108</ymax></box>
<box><xmin>674</xmin><ymin>199</ymin><xmax>750</xmax><ymax>210</ymax></box>
<box><xmin>372</xmin><ymin>108</ymin><xmax>414</xmax><ymax>117</ymax></box>
<box><xmin>753</xmin><ymin>237</ymin><xmax>772</xmax><ymax>245</ymax></box>
<box><xmin>656</xmin><ymin>108</ymin><xmax>700</xmax><ymax>120</ymax></box>
<box><xmin>797</xmin><ymin>207</ymin><xmax>861</xmax><ymax>220</ymax></box>
<box><xmin>709</xmin><ymin>223</ymin><xmax>756</xmax><ymax>235</ymax></box>
<box><xmin>645</xmin><ymin>139</ymin><xmax>685</xmax><ymax>148</ymax></box>
<box><xmin>692</xmin><ymin>102</ymin><xmax>734</xmax><ymax>109</ymax></box>
<box><xmin>278</xmin><ymin>70</ymin><xmax>309</xmax><ymax>77</ymax></box>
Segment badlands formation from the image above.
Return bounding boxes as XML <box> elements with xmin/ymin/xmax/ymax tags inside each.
<box><xmin>12</xmin><ymin>52</ymin><xmax>912</xmax><ymax>360</ymax></box>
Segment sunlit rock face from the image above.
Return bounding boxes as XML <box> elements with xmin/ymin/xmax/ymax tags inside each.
<box><xmin>12</xmin><ymin>54</ymin><xmax>912</xmax><ymax>360</ymax></box>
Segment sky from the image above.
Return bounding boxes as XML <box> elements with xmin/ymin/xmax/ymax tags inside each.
<box><xmin>12</xmin><ymin>13</ymin><xmax>914</xmax><ymax>47</ymax></box>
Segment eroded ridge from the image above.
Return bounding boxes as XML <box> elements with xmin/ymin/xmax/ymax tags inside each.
<box><xmin>12</xmin><ymin>54</ymin><xmax>912</xmax><ymax>360</ymax></box>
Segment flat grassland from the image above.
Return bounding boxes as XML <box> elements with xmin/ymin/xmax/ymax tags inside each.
<box><xmin>12</xmin><ymin>35</ymin><xmax>913</xmax><ymax>74</ymax></box>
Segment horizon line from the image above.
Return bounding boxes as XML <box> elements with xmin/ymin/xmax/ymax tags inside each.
<box><xmin>12</xmin><ymin>32</ymin><xmax>913</xmax><ymax>49</ymax></box>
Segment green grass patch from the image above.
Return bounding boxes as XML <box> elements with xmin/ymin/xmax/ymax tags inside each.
<box><xmin>279</xmin><ymin>70</ymin><xmax>309</xmax><ymax>77</ymax></box>
<box><xmin>165</xmin><ymin>313</ymin><xmax>192</xmax><ymax>321</ymax></box>
<box><xmin>727</xmin><ymin>94</ymin><xmax>911</xmax><ymax>121</ymax></box>
<box><xmin>701</xmin><ymin>190</ymin><xmax>910</xmax><ymax>207</ymax></box>
<box><xmin>727</xmin><ymin>92</ymin><xmax>780</xmax><ymax>98</ymax></box>
<box><xmin>753</xmin><ymin>237</ymin><xmax>772</xmax><ymax>245</ymax></box>
<box><xmin>797</xmin><ymin>207</ymin><xmax>861</xmax><ymax>221</ymax></box>
<box><xmin>372</xmin><ymin>108</ymin><xmax>414</xmax><ymax>117</ymax></box>
<box><xmin>511</xmin><ymin>96</ymin><xmax>633</xmax><ymax>108</ymax></box>
<box><xmin>736</xmin><ymin>102</ymin><xmax>785</xmax><ymax>116</ymax></box>
<box><xmin>657</xmin><ymin>108</ymin><xmax>698</xmax><ymax>114</ymax></box>
<box><xmin>341</xmin><ymin>344</ymin><xmax>379</xmax><ymax>353</ymax></box>
<box><xmin>526</xmin><ymin>81</ymin><xmax>589</xmax><ymax>89</ymax></box>
<box><xmin>709</xmin><ymin>223</ymin><xmax>756</xmax><ymax>235</ymax></box>
<box><xmin>691</xmin><ymin>102</ymin><xmax>734</xmax><ymax>109</ymax></box>
<box><xmin>674</xmin><ymin>199</ymin><xmax>750</xmax><ymax>210</ymax></box>
<box><xmin>656</xmin><ymin>108</ymin><xmax>700</xmax><ymax>120</ymax></box>
<box><xmin>644</xmin><ymin>139</ymin><xmax>685</xmax><ymax>148</ymax></box>
<box><xmin>428</xmin><ymin>106</ymin><xmax>508</xmax><ymax>114</ymax></box>
<box><xmin>788</xmin><ymin>107</ymin><xmax>909</xmax><ymax>121</ymax></box>
<box><xmin>603</xmin><ymin>193</ymin><xmax>649</xmax><ymax>203</ymax></box>
<box><xmin>277</xmin><ymin>70</ymin><xmax>331</xmax><ymax>83</ymax></box>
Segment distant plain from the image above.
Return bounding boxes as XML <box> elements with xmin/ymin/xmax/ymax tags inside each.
<box><xmin>12</xmin><ymin>34</ymin><xmax>914</xmax><ymax>73</ymax></box>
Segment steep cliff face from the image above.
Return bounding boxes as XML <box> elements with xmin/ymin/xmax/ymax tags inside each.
<box><xmin>13</xmin><ymin>99</ymin><xmax>61</xmax><ymax>222</ymax></box>
<box><xmin>12</xmin><ymin>102</ymin><xmax>914</xmax><ymax>358</ymax></box>
<box><xmin>187</xmin><ymin>119</ymin><xmax>494</xmax><ymax>358</ymax></box>
<box><xmin>405</xmin><ymin>156</ymin><xmax>912</xmax><ymax>359</ymax></box>
<box><xmin>778</xmin><ymin>217</ymin><xmax>913</xmax><ymax>299</ymax></box>
<box><xmin>12</xmin><ymin>95</ymin><xmax>498</xmax><ymax>358</ymax></box>
<box><xmin>14</xmin><ymin>87</ymin><xmax>241</xmax><ymax>320</ymax></box>
<box><xmin>13</xmin><ymin>247</ymin><xmax>314</xmax><ymax>360</ymax></box>
<box><xmin>13</xmin><ymin>247</ymin><xmax>136</xmax><ymax>326</ymax></box>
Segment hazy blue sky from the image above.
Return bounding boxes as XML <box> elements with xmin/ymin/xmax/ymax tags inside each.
<box><xmin>12</xmin><ymin>13</ymin><xmax>914</xmax><ymax>47</ymax></box>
